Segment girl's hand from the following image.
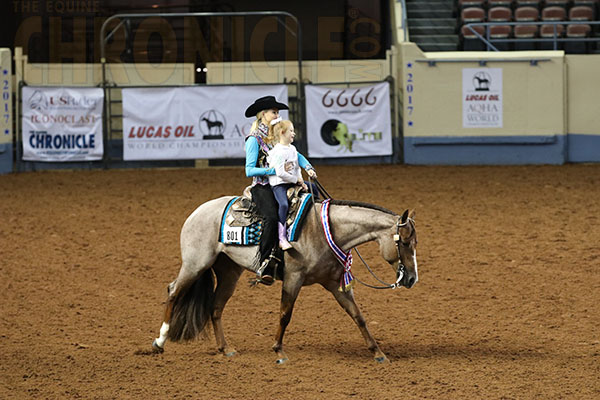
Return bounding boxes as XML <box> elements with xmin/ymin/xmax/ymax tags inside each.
<box><xmin>307</xmin><ymin>169</ymin><xmax>317</xmax><ymax>179</ymax></box>
<box><xmin>301</xmin><ymin>182</ymin><xmax>308</xmax><ymax>191</ymax></box>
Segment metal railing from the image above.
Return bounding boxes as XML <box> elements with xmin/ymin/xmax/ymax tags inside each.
<box><xmin>399</xmin><ymin>0</ymin><xmax>409</xmax><ymax>42</ymax></box>
<box><xmin>464</xmin><ymin>20</ymin><xmax>600</xmax><ymax>51</ymax></box>
<box><xmin>100</xmin><ymin>11</ymin><xmax>304</xmax><ymax>166</ymax></box>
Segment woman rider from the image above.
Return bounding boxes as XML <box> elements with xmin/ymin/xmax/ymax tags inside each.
<box><xmin>244</xmin><ymin>96</ymin><xmax>317</xmax><ymax>285</ymax></box>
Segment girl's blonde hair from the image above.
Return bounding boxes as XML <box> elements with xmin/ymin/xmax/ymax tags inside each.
<box><xmin>271</xmin><ymin>119</ymin><xmax>293</xmax><ymax>144</ymax></box>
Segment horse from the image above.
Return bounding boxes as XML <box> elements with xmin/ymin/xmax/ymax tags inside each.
<box><xmin>151</xmin><ymin>196</ymin><xmax>418</xmax><ymax>364</ymax></box>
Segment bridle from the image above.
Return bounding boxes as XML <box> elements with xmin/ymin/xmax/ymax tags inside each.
<box><xmin>308</xmin><ymin>178</ymin><xmax>415</xmax><ymax>290</ymax></box>
<box><xmin>354</xmin><ymin>216</ymin><xmax>416</xmax><ymax>290</ymax></box>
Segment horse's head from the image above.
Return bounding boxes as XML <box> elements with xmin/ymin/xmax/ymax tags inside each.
<box><xmin>380</xmin><ymin>209</ymin><xmax>418</xmax><ymax>289</ymax></box>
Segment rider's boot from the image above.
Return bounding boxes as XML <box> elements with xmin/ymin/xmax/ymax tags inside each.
<box><xmin>256</xmin><ymin>249</ymin><xmax>280</xmax><ymax>286</ymax></box>
<box><xmin>278</xmin><ymin>222</ymin><xmax>292</xmax><ymax>251</ymax></box>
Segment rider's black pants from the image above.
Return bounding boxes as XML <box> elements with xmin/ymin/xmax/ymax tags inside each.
<box><xmin>250</xmin><ymin>184</ymin><xmax>278</xmax><ymax>263</ymax></box>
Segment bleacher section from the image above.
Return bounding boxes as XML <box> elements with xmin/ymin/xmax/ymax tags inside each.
<box><xmin>406</xmin><ymin>0</ymin><xmax>600</xmax><ymax>52</ymax></box>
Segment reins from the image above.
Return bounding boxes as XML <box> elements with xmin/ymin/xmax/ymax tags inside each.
<box><xmin>307</xmin><ymin>176</ymin><xmax>405</xmax><ymax>290</ymax></box>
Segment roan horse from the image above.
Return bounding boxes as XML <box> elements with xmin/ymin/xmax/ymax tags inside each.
<box><xmin>152</xmin><ymin>197</ymin><xmax>418</xmax><ymax>363</ymax></box>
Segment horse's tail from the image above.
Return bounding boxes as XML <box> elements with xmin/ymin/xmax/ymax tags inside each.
<box><xmin>167</xmin><ymin>268</ymin><xmax>215</xmax><ymax>342</ymax></box>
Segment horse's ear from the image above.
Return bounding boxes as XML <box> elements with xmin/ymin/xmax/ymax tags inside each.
<box><xmin>409</xmin><ymin>209</ymin><xmax>416</xmax><ymax>220</ymax></box>
<box><xmin>401</xmin><ymin>209</ymin><xmax>409</xmax><ymax>223</ymax></box>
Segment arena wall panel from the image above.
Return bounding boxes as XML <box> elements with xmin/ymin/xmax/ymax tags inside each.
<box><xmin>399</xmin><ymin>43</ymin><xmax>568</xmax><ymax>165</ymax></box>
<box><xmin>565</xmin><ymin>55</ymin><xmax>600</xmax><ymax>163</ymax></box>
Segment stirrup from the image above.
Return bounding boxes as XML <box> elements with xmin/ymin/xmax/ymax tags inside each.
<box><xmin>255</xmin><ymin>256</ymin><xmax>279</xmax><ymax>286</ymax></box>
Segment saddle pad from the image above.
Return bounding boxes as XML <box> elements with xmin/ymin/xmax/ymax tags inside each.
<box><xmin>219</xmin><ymin>193</ymin><xmax>313</xmax><ymax>246</ymax></box>
<box><xmin>219</xmin><ymin>197</ymin><xmax>262</xmax><ymax>245</ymax></box>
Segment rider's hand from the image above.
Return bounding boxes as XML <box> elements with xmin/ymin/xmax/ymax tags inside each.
<box><xmin>307</xmin><ymin>169</ymin><xmax>317</xmax><ymax>179</ymax></box>
<box><xmin>301</xmin><ymin>182</ymin><xmax>308</xmax><ymax>191</ymax></box>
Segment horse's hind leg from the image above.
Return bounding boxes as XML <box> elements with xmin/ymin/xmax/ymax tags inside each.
<box><xmin>324</xmin><ymin>281</ymin><xmax>389</xmax><ymax>364</ymax></box>
<box><xmin>152</xmin><ymin>260</ymin><xmax>207</xmax><ymax>352</ymax></box>
<box><xmin>211</xmin><ymin>255</ymin><xmax>243</xmax><ymax>356</ymax></box>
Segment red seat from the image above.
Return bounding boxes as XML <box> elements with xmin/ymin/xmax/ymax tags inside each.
<box><xmin>514</xmin><ymin>24</ymin><xmax>539</xmax><ymax>50</ymax></box>
<box><xmin>488</xmin><ymin>6</ymin><xmax>513</xmax><ymax>22</ymax></box>
<box><xmin>461</xmin><ymin>7</ymin><xmax>486</xmax><ymax>24</ymax></box>
<box><xmin>515</xmin><ymin>6</ymin><xmax>540</xmax><ymax>21</ymax></box>
<box><xmin>461</xmin><ymin>24</ymin><xmax>486</xmax><ymax>38</ymax></box>
<box><xmin>542</xmin><ymin>6</ymin><xmax>567</xmax><ymax>21</ymax></box>
<box><xmin>565</xmin><ymin>24</ymin><xmax>592</xmax><ymax>53</ymax></box>
<box><xmin>490</xmin><ymin>25</ymin><xmax>512</xmax><ymax>38</ymax></box>
<box><xmin>544</xmin><ymin>0</ymin><xmax>569</xmax><ymax>8</ymax></box>
<box><xmin>540</xmin><ymin>24</ymin><xmax>565</xmax><ymax>37</ymax></box>
<box><xmin>515</xmin><ymin>0</ymin><xmax>541</xmax><ymax>8</ymax></box>
<box><xmin>572</xmin><ymin>0</ymin><xmax>599</xmax><ymax>6</ymax></box>
<box><xmin>569</xmin><ymin>6</ymin><xmax>594</xmax><ymax>20</ymax></box>
<box><xmin>514</xmin><ymin>24</ymin><xmax>539</xmax><ymax>37</ymax></box>
<box><xmin>461</xmin><ymin>24</ymin><xmax>487</xmax><ymax>51</ymax></box>
<box><xmin>488</xmin><ymin>0</ymin><xmax>514</xmax><ymax>7</ymax></box>
<box><xmin>458</xmin><ymin>0</ymin><xmax>486</xmax><ymax>9</ymax></box>
<box><xmin>566</xmin><ymin>24</ymin><xmax>592</xmax><ymax>36</ymax></box>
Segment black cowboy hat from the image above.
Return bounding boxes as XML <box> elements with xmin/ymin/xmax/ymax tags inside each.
<box><xmin>244</xmin><ymin>95</ymin><xmax>289</xmax><ymax>117</ymax></box>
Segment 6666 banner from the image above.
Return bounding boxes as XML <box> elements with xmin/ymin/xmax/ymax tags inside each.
<box><xmin>305</xmin><ymin>82</ymin><xmax>392</xmax><ymax>158</ymax></box>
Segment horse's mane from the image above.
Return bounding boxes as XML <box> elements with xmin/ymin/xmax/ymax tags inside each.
<box><xmin>323</xmin><ymin>199</ymin><xmax>398</xmax><ymax>216</ymax></box>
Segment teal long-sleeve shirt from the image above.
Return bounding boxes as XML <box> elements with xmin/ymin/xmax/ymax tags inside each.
<box><xmin>245</xmin><ymin>136</ymin><xmax>312</xmax><ymax>177</ymax></box>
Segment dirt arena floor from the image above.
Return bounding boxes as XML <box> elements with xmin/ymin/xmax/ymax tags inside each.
<box><xmin>1</xmin><ymin>164</ymin><xmax>599</xmax><ymax>399</ymax></box>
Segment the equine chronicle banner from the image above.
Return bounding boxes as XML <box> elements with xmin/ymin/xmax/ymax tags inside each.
<box><xmin>305</xmin><ymin>82</ymin><xmax>392</xmax><ymax>158</ymax></box>
<box><xmin>122</xmin><ymin>85</ymin><xmax>288</xmax><ymax>161</ymax></box>
<box><xmin>462</xmin><ymin>68</ymin><xmax>503</xmax><ymax>128</ymax></box>
<box><xmin>22</xmin><ymin>86</ymin><xmax>104</xmax><ymax>162</ymax></box>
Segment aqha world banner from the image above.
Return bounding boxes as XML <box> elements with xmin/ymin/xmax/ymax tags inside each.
<box><xmin>122</xmin><ymin>85</ymin><xmax>288</xmax><ymax>161</ymax></box>
<box><xmin>22</xmin><ymin>86</ymin><xmax>104</xmax><ymax>161</ymax></box>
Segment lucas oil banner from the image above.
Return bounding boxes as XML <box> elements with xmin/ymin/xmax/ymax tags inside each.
<box><xmin>462</xmin><ymin>68</ymin><xmax>503</xmax><ymax>128</ymax></box>
<box><xmin>22</xmin><ymin>86</ymin><xmax>104</xmax><ymax>161</ymax></box>
<box><xmin>305</xmin><ymin>82</ymin><xmax>392</xmax><ymax>158</ymax></box>
<box><xmin>122</xmin><ymin>85</ymin><xmax>288</xmax><ymax>161</ymax></box>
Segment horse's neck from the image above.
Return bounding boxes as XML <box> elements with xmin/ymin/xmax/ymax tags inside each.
<box><xmin>326</xmin><ymin>204</ymin><xmax>395</xmax><ymax>250</ymax></box>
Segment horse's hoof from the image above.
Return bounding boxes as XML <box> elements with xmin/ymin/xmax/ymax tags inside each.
<box><xmin>375</xmin><ymin>356</ymin><xmax>390</xmax><ymax>364</ymax></box>
<box><xmin>224</xmin><ymin>351</ymin><xmax>237</xmax><ymax>357</ymax></box>
<box><xmin>152</xmin><ymin>339</ymin><xmax>164</xmax><ymax>354</ymax></box>
<box><xmin>276</xmin><ymin>357</ymin><xmax>288</xmax><ymax>365</ymax></box>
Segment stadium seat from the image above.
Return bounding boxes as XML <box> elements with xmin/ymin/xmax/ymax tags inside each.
<box><xmin>515</xmin><ymin>0</ymin><xmax>542</xmax><ymax>8</ymax></box>
<box><xmin>569</xmin><ymin>5</ymin><xmax>594</xmax><ymax>20</ymax></box>
<box><xmin>488</xmin><ymin>0</ymin><xmax>514</xmax><ymax>8</ymax></box>
<box><xmin>514</xmin><ymin>24</ymin><xmax>539</xmax><ymax>49</ymax></box>
<box><xmin>544</xmin><ymin>0</ymin><xmax>569</xmax><ymax>9</ymax></box>
<box><xmin>461</xmin><ymin>25</ymin><xmax>487</xmax><ymax>50</ymax></box>
<box><xmin>458</xmin><ymin>0</ymin><xmax>486</xmax><ymax>9</ymax></box>
<box><xmin>542</xmin><ymin>6</ymin><xmax>567</xmax><ymax>21</ymax></box>
<box><xmin>565</xmin><ymin>23</ymin><xmax>592</xmax><ymax>53</ymax></box>
<box><xmin>488</xmin><ymin>6</ymin><xmax>513</xmax><ymax>21</ymax></box>
<box><xmin>490</xmin><ymin>25</ymin><xmax>513</xmax><ymax>49</ymax></box>
<box><xmin>540</xmin><ymin>24</ymin><xmax>565</xmax><ymax>49</ymax></box>
<box><xmin>461</xmin><ymin>7</ymin><xmax>486</xmax><ymax>24</ymax></box>
<box><xmin>515</xmin><ymin>6</ymin><xmax>540</xmax><ymax>21</ymax></box>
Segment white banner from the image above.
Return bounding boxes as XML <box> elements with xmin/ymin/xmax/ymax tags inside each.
<box><xmin>463</xmin><ymin>68</ymin><xmax>503</xmax><ymax>128</ymax></box>
<box><xmin>306</xmin><ymin>82</ymin><xmax>392</xmax><ymax>158</ymax></box>
<box><xmin>122</xmin><ymin>85</ymin><xmax>288</xmax><ymax>161</ymax></box>
<box><xmin>22</xmin><ymin>87</ymin><xmax>104</xmax><ymax>161</ymax></box>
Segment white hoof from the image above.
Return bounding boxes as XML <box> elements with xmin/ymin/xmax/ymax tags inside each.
<box><xmin>152</xmin><ymin>339</ymin><xmax>164</xmax><ymax>353</ymax></box>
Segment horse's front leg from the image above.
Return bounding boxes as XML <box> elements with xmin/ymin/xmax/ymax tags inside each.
<box><xmin>211</xmin><ymin>259</ymin><xmax>243</xmax><ymax>357</ymax></box>
<box><xmin>325</xmin><ymin>282</ymin><xmax>389</xmax><ymax>364</ymax></box>
<box><xmin>272</xmin><ymin>271</ymin><xmax>304</xmax><ymax>364</ymax></box>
